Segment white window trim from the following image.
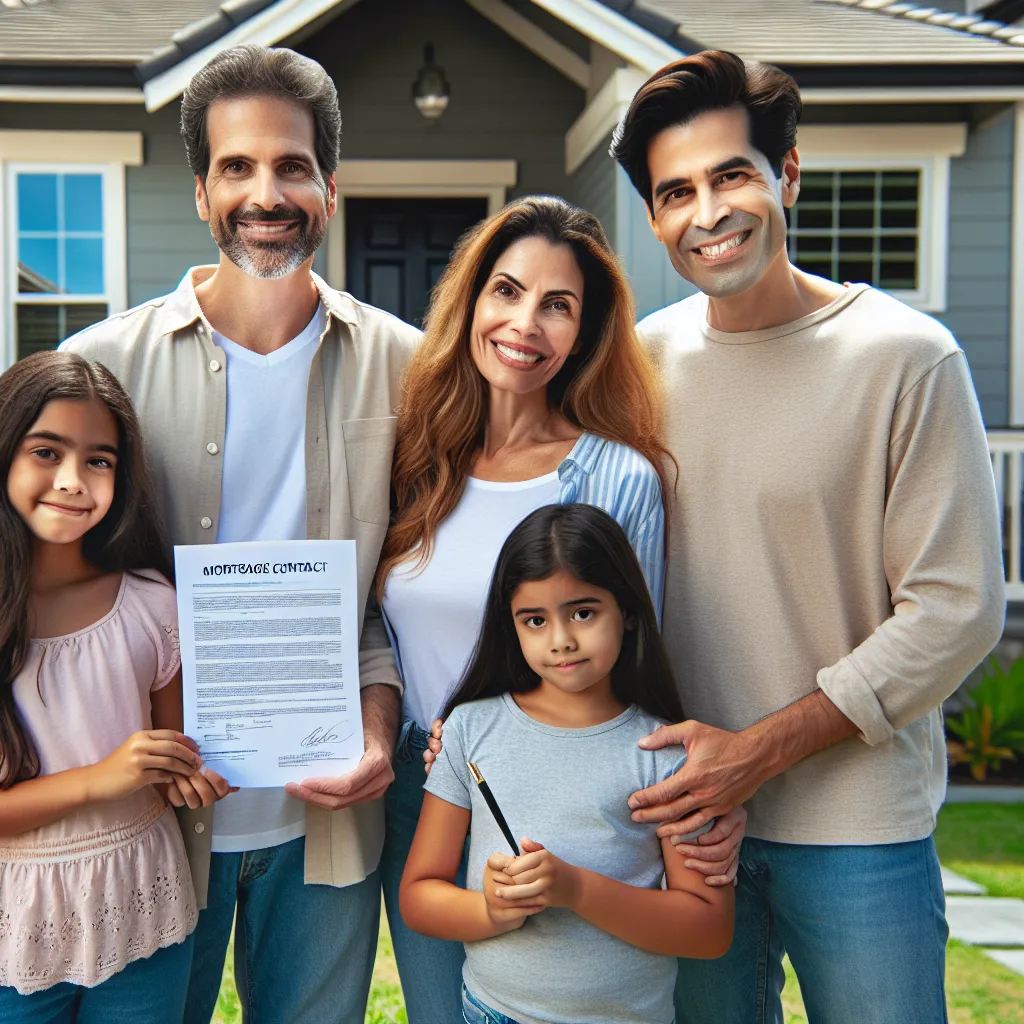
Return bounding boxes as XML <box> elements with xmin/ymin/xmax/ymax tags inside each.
<box><xmin>795</xmin><ymin>124</ymin><xmax>966</xmax><ymax>314</ymax></box>
<box><xmin>0</xmin><ymin>132</ymin><xmax>140</xmax><ymax>369</ymax></box>
<box><xmin>326</xmin><ymin>160</ymin><xmax>517</xmax><ymax>290</ymax></box>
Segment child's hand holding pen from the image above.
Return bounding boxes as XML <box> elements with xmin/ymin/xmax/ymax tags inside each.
<box><xmin>492</xmin><ymin>838</ymin><xmax>581</xmax><ymax>912</ymax></box>
<box><xmin>483</xmin><ymin>851</ymin><xmax>545</xmax><ymax>931</ymax></box>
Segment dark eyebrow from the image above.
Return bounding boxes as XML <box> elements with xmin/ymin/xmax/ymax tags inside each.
<box><xmin>24</xmin><ymin>431</ymin><xmax>118</xmax><ymax>456</ymax></box>
<box><xmin>653</xmin><ymin>155</ymin><xmax>756</xmax><ymax>201</ymax></box>
<box><xmin>492</xmin><ymin>271</ymin><xmax>580</xmax><ymax>303</ymax></box>
<box><xmin>514</xmin><ymin>597</ymin><xmax>602</xmax><ymax>616</ymax></box>
<box><xmin>708</xmin><ymin>155</ymin><xmax>757</xmax><ymax>176</ymax></box>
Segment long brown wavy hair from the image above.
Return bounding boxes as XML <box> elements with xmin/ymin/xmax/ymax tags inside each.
<box><xmin>376</xmin><ymin>195</ymin><xmax>671</xmax><ymax>595</ymax></box>
<box><xmin>0</xmin><ymin>351</ymin><xmax>171</xmax><ymax>789</ymax></box>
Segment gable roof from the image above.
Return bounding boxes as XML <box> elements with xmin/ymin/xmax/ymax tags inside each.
<box><xmin>2</xmin><ymin>0</ymin><xmax>1024</xmax><ymax>97</ymax></box>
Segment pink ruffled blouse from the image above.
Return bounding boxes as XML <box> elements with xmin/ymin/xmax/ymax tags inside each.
<box><xmin>0</xmin><ymin>571</ymin><xmax>197</xmax><ymax>994</ymax></box>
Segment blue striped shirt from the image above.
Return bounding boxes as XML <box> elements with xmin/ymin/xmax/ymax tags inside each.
<box><xmin>557</xmin><ymin>433</ymin><xmax>665</xmax><ymax>620</ymax></box>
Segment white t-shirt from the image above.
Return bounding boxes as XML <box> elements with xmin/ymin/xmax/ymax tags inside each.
<box><xmin>210</xmin><ymin>305</ymin><xmax>324</xmax><ymax>853</ymax></box>
<box><xmin>382</xmin><ymin>472</ymin><xmax>561</xmax><ymax>731</ymax></box>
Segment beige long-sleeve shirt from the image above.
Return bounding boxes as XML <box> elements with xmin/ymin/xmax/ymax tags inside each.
<box><xmin>640</xmin><ymin>284</ymin><xmax>1005</xmax><ymax>844</ymax></box>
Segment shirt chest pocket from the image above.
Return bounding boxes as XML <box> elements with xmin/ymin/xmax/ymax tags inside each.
<box><xmin>342</xmin><ymin>416</ymin><xmax>398</xmax><ymax>525</ymax></box>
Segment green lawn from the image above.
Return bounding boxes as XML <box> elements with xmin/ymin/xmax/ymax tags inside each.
<box><xmin>212</xmin><ymin>804</ymin><xmax>1024</xmax><ymax>1024</ymax></box>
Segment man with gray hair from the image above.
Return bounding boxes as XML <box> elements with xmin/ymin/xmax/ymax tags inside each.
<box><xmin>64</xmin><ymin>44</ymin><xmax>418</xmax><ymax>1022</ymax></box>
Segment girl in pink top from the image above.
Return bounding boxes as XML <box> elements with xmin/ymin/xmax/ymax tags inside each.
<box><xmin>0</xmin><ymin>351</ymin><xmax>232</xmax><ymax>1022</ymax></box>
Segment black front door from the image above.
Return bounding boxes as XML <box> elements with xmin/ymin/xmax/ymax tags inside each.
<box><xmin>344</xmin><ymin>197</ymin><xmax>488</xmax><ymax>326</ymax></box>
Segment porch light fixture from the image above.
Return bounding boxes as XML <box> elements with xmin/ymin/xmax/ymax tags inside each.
<box><xmin>412</xmin><ymin>44</ymin><xmax>450</xmax><ymax>121</ymax></box>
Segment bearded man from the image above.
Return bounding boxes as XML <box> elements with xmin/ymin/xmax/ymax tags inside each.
<box><xmin>64</xmin><ymin>45</ymin><xmax>418</xmax><ymax>1024</ymax></box>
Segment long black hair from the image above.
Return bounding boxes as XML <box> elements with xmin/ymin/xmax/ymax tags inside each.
<box><xmin>443</xmin><ymin>503</ymin><xmax>684</xmax><ymax>724</ymax></box>
<box><xmin>0</xmin><ymin>351</ymin><xmax>171</xmax><ymax>788</ymax></box>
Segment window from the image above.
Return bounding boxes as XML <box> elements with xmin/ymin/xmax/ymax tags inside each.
<box><xmin>0</xmin><ymin>131</ymin><xmax>141</xmax><ymax>368</ymax></box>
<box><xmin>12</xmin><ymin>169</ymin><xmax>109</xmax><ymax>359</ymax></box>
<box><xmin>791</xmin><ymin>124</ymin><xmax>966</xmax><ymax>313</ymax></box>
<box><xmin>789</xmin><ymin>169</ymin><xmax>921</xmax><ymax>294</ymax></box>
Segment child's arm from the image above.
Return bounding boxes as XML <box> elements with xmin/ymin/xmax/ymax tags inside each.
<box><xmin>400</xmin><ymin>792</ymin><xmax>545</xmax><ymax>942</ymax></box>
<box><xmin>150</xmin><ymin>670</ymin><xmax>235</xmax><ymax>808</ymax></box>
<box><xmin>0</xmin><ymin>725</ymin><xmax>201</xmax><ymax>837</ymax></box>
<box><xmin>497</xmin><ymin>836</ymin><xmax>734</xmax><ymax>959</ymax></box>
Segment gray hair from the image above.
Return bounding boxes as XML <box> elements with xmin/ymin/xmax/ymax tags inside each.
<box><xmin>180</xmin><ymin>44</ymin><xmax>341</xmax><ymax>181</ymax></box>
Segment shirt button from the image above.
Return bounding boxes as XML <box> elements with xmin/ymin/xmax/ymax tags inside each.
<box><xmin>200</xmin><ymin>516</ymin><xmax>212</xmax><ymax>530</ymax></box>
<box><xmin>194</xmin><ymin>821</ymin><xmax>205</xmax><ymax>834</ymax></box>
<box><xmin>206</xmin><ymin>442</ymin><xmax>220</xmax><ymax>455</ymax></box>
<box><xmin>196</xmin><ymin>324</ymin><xmax>205</xmax><ymax>336</ymax></box>
<box><xmin>209</xmin><ymin>359</ymin><xmax>221</xmax><ymax>372</ymax></box>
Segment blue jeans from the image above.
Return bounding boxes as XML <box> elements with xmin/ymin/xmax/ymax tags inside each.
<box><xmin>0</xmin><ymin>936</ymin><xmax>193</xmax><ymax>1023</ymax></box>
<box><xmin>674</xmin><ymin>836</ymin><xmax>949</xmax><ymax>1024</ymax></box>
<box><xmin>182</xmin><ymin>834</ymin><xmax>380</xmax><ymax>1024</ymax></box>
<box><xmin>462</xmin><ymin>984</ymin><xmax>521</xmax><ymax>1024</ymax></box>
<box><xmin>381</xmin><ymin>720</ymin><xmax>467</xmax><ymax>1023</ymax></box>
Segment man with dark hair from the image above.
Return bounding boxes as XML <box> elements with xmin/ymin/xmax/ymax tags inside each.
<box><xmin>615</xmin><ymin>50</ymin><xmax>1005</xmax><ymax>1022</ymax></box>
<box><xmin>64</xmin><ymin>44</ymin><xmax>418</xmax><ymax>1023</ymax></box>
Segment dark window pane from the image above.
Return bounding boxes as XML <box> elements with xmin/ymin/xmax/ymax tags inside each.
<box><xmin>794</xmin><ymin>257</ymin><xmax>832</xmax><ymax>278</ymax></box>
<box><xmin>794</xmin><ymin>206</ymin><xmax>833</xmax><ymax>230</ymax></box>
<box><xmin>880</xmin><ymin>234</ymin><xmax>917</xmax><ymax>254</ymax></box>
<box><xmin>837</xmin><ymin>235</ymin><xmax>874</xmax><ymax>254</ymax></box>
<box><xmin>63</xmin><ymin>174</ymin><xmax>103</xmax><ymax>233</ymax></box>
<box><xmin>794</xmin><ymin>235</ymin><xmax>833</xmax><ymax>254</ymax></box>
<box><xmin>17</xmin><ymin>173</ymin><xmax>58</xmax><ymax>232</ymax></box>
<box><xmin>15</xmin><ymin>303</ymin><xmax>107</xmax><ymax>359</ymax></box>
<box><xmin>838</xmin><ymin>173</ymin><xmax>875</xmax><ymax>204</ymax></box>
<box><xmin>838</xmin><ymin>206</ymin><xmax>875</xmax><ymax>230</ymax></box>
<box><xmin>880</xmin><ymin>205</ymin><xmax>917</xmax><ymax>229</ymax></box>
<box><xmin>836</xmin><ymin>259</ymin><xmax>874</xmax><ymax>284</ymax></box>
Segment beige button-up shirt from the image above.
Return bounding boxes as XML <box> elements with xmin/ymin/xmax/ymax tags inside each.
<box><xmin>64</xmin><ymin>266</ymin><xmax>420</xmax><ymax>905</ymax></box>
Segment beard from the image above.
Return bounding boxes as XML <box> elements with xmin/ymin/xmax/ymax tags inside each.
<box><xmin>211</xmin><ymin>203</ymin><xmax>327</xmax><ymax>280</ymax></box>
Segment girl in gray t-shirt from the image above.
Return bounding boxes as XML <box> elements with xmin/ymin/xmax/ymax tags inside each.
<box><xmin>400</xmin><ymin>504</ymin><xmax>734</xmax><ymax>1024</ymax></box>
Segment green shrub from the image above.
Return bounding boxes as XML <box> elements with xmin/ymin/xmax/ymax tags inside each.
<box><xmin>947</xmin><ymin>655</ymin><xmax>1024</xmax><ymax>781</ymax></box>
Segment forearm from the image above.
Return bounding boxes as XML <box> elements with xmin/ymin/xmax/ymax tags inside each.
<box><xmin>745</xmin><ymin>689</ymin><xmax>859</xmax><ymax>784</ymax></box>
<box><xmin>400</xmin><ymin>879</ymin><xmax>512</xmax><ymax>942</ymax></box>
<box><xmin>0</xmin><ymin>765</ymin><xmax>102</xmax><ymax>837</ymax></box>
<box><xmin>360</xmin><ymin>683</ymin><xmax>400</xmax><ymax>759</ymax></box>
<box><xmin>571</xmin><ymin>868</ymin><xmax>733</xmax><ymax>958</ymax></box>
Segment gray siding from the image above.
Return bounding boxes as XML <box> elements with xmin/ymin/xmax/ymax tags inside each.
<box><xmin>614</xmin><ymin>167</ymin><xmax>697</xmax><ymax>320</ymax></box>
<box><xmin>0</xmin><ymin>102</ymin><xmax>217</xmax><ymax>308</ymax></box>
<box><xmin>301</xmin><ymin>0</ymin><xmax>582</xmax><ymax>201</ymax></box>
<box><xmin>566</xmin><ymin>132</ymin><xmax>618</xmax><ymax>248</ymax></box>
<box><xmin>939</xmin><ymin>109</ymin><xmax>1013</xmax><ymax>427</ymax></box>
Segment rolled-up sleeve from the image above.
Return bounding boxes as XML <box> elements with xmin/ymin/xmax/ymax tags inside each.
<box><xmin>817</xmin><ymin>352</ymin><xmax>1005</xmax><ymax>744</ymax></box>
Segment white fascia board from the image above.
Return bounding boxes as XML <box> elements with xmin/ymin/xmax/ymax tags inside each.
<box><xmin>529</xmin><ymin>0</ymin><xmax>680</xmax><ymax>73</ymax></box>
<box><xmin>466</xmin><ymin>0</ymin><xmax>589</xmax><ymax>88</ymax></box>
<box><xmin>797</xmin><ymin>123</ymin><xmax>967</xmax><ymax>160</ymax></box>
<box><xmin>802</xmin><ymin>86</ymin><xmax>1024</xmax><ymax>104</ymax></box>
<box><xmin>565</xmin><ymin>66</ymin><xmax>645</xmax><ymax>174</ymax></box>
<box><xmin>143</xmin><ymin>0</ymin><xmax>352</xmax><ymax>112</ymax></box>
<box><xmin>0</xmin><ymin>130</ymin><xmax>143</xmax><ymax>164</ymax></box>
<box><xmin>0</xmin><ymin>87</ymin><xmax>145</xmax><ymax>104</ymax></box>
<box><xmin>335</xmin><ymin>159</ymin><xmax>517</xmax><ymax>188</ymax></box>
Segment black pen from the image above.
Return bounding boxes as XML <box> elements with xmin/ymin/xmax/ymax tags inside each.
<box><xmin>468</xmin><ymin>762</ymin><xmax>519</xmax><ymax>855</ymax></box>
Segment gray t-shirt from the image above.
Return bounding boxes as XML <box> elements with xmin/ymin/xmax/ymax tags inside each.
<box><xmin>425</xmin><ymin>694</ymin><xmax>685</xmax><ymax>1024</ymax></box>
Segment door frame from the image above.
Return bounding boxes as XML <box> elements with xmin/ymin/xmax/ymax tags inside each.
<box><xmin>326</xmin><ymin>160</ymin><xmax>517</xmax><ymax>290</ymax></box>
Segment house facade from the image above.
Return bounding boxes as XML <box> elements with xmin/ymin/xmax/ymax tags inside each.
<box><xmin>3</xmin><ymin>0</ymin><xmax>1024</xmax><ymax>597</ymax></box>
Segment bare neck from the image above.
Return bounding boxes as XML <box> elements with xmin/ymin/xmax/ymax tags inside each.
<box><xmin>482</xmin><ymin>387</ymin><xmax>576</xmax><ymax>458</ymax></box>
<box><xmin>32</xmin><ymin>539</ymin><xmax>96</xmax><ymax>592</ymax></box>
<box><xmin>193</xmin><ymin>255</ymin><xmax>322</xmax><ymax>355</ymax></box>
<box><xmin>706</xmin><ymin>253</ymin><xmax>847</xmax><ymax>335</ymax></box>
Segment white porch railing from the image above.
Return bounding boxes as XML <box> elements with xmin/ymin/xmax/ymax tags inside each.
<box><xmin>988</xmin><ymin>430</ymin><xmax>1024</xmax><ymax>602</ymax></box>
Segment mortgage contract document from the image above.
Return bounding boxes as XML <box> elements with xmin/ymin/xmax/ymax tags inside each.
<box><xmin>175</xmin><ymin>540</ymin><xmax>364</xmax><ymax>787</ymax></box>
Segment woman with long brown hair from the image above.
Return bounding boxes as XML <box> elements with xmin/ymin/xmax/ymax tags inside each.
<box><xmin>375</xmin><ymin>196</ymin><xmax>743</xmax><ymax>1020</ymax></box>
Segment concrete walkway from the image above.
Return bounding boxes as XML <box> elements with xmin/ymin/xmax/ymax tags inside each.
<box><xmin>942</xmin><ymin>866</ymin><xmax>1024</xmax><ymax>977</ymax></box>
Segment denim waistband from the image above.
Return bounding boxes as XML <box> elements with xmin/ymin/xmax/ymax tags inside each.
<box><xmin>395</xmin><ymin>719</ymin><xmax>432</xmax><ymax>763</ymax></box>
